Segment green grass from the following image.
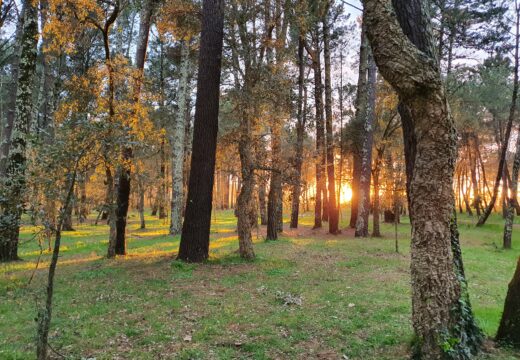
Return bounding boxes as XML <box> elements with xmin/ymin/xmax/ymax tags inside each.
<box><xmin>1</xmin><ymin>208</ymin><xmax>519</xmax><ymax>359</ymax></box>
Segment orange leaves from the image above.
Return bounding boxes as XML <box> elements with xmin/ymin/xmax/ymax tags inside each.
<box><xmin>156</xmin><ymin>0</ymin><xmax>200</xmax><ymax>41</ymax></box>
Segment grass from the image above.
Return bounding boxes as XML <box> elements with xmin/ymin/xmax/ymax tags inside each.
<box><xmin>1</xmin><ymin>208</ymin><xmax>520</xmax><ymax>359</ymax></box>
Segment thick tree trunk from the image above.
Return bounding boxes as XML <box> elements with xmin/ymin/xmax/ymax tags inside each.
<box><xmin>170</xmin><ymin>40</ymin><xmax>191</xmax><ymax>235</ymax></box>
<box><xmin>496</xmin><ymin>257</ymin><xmax>520</xmax><ymax>346</ymax></box>
<box><xmin>366</xmin><ymin>0</ymin><xmax>482</xmax><ymax>357</ymax></box>
<box><xmin>0</xmin><ymin>0</ymin><xmax>38</xmax><ymax>262</ymax></box>
<box><xmin>355</xmin><ymin>53</ymin><xmax>376</xmax><ymax>237</ymax></box>
<box><xmin>178</xmin><ymin>0</ymin><xmax>225</xmax><ymax>262</ymax></box>
<box><xmin>236</xmin><ymin>112</ymin><xmax>256</xmax><ymax>259</ymax></box>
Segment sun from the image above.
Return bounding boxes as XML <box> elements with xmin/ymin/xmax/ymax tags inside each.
<box><xmin>340</xmin><ymin>185</ymin><xmax>353</xmax><ymax>204</ymax></box>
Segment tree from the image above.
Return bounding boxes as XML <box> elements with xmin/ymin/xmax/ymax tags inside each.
<box><xmin>349</xmin><ymin>19</ymin><xmax>369</xmax><ymax>229</ymax></box>
<box><xmin>177</xmin><ymin>0</ymin><xmax>225</xmax><ymax>262</ymax></box>
<box><xmin>170</xmin><ymin>39</ymin><xmax>193</xmax><ymax>235</ymax></box>
<box><xmin>0</xmin><ymin>0</ymin><xmax>38</xmax><ymax>262</ymax></box>
<box><xmin>502</xmin><ymin>3</ymin><xmax>520</xmax><ymax>250</ymax></box>
<box><xmin>364</xmin><ymin>0</ymin><xmax>481</xmax><ymax>357</ymax></box>
<box><xmin>354</xmin><ymin>51</ymin><xmax>376</xmax><ymax>237</ymax></box>
<box><xmin>290</xmin><ymin>36</ymin><xmax>307</xmax><ymax>229</ymax></box>
<box><xmin>111</xmin><ymin>0</ymin><xmax>156</xmax><ymax>255</ymax></box>
<box><xmin>322</xmin><ymin>0</ymin><xmax>339</xmax><ymax>234</ymax></box>
<box><xmin>477</xmin><ymin>10</ymin><xmax>519</xmax><ymax>226</ymax></box>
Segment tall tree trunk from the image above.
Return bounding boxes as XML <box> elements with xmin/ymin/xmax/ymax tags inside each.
<box><xmin>323</xmin><ymin>7</ymin><xmax>338</xmax><ymax>234</ymax></box>
<box><xmin>502</xmin><ymin>7</ymin><xmax>520</xmax><ymax>250</ymax></box>
<box><xmin>0</xmin><ymin>0</ymin><xmax>24</xmax><ymax>177</ymax></box>
<box><xmin>110</xmin><ymin>0</ymin><xmax>154</xmax><ymax>254</ymax></box>
<box><xmin>355</xmin><ymin>52</ymin><xmax>376</xmax><ymax>237</ymax></box>
<box><xmin>350</xmin><ymin>21</ymin><xmax>369</xmax><ymax>229</ymax></box>
<box><xmin>367</xmin><ymin>0</ymin><xmax>482</xmax><ymax>357</ymax></box>
<box><xmin>170</xmin><ymin>40</ymin><xmax>191</xmax><ymax>235</ymax></box>
<box><xmin>158</xmin><ymin>137</ymin><xmax>167</xmax><ymax>219</ymax></box>
<box><xmin>0</xmin><ymin>0</ymin><xmax>38</xmax><ymax>262</ymax></box>
<box><xmin>178</xmin><ymin>0</ymin><xmax>225</xmax><ymax>262</ymax></box>
<box><xmin>290</xmin><ymin>38</ymin><xmax>306</xmax><ymax>229</ymax></box>
<box><xmin>309</xmin><ymin>27</ymin><xmax>325</xmax><ymax>230</ymax></box>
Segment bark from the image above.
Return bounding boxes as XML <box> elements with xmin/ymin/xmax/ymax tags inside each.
<box><xmin>467</xmin><ymin>134</ymin><xmax>482</xmax><ymax>216</ymax></box>
<box><xmin>290</xmin><ymin>37</ymin><xmax>306</xmax><ymax>229</ymax></box>
<box><xmin>323</xmin><ymin>8</ymin><xmax>338</xmax><ymax>234</ymax></box>
<box><xmin>350</xmin><ymin>21</ymin><xmax>370</xmax><ymax>229</ymax></box>
<box><xmin>366</xmin><ymin>0</ymin><xmax>482</xmax><ymax>357</ymax></box>
<box><xmin>178</xmin><ymin>0</ymin><xmax>225</xmax><ymax>262</ymax></box>
<box><xmin>258</xmin><ymin>174</ymin><xmax>268</xmax><ymax>225</ymax></box>
<box><xmin>0</xmin><ymin>0</ymin><xmax>38</xmax><ymax>262</ymax></box>
<box><xmin>170</xmin><ymin>40</ymin><xmax>192</xmax><ymax>235</ymax></box>
<box><xmin>236</xmin><ymin>111</ymin><xmax>256</xmax><ymax>259</ymax></box>
<box><xmin>371</xmin><ymin>156</ymin><xmax>381</xmax><ymax>237</ymax></box>
<box><xmin>138</xmin><ymin>178</ymin><xmax>145</xmax><ymax>229</ymax></box>
<box><xmin>158</xmin><ymin>137</ymin><xmax>167</xmax><ymax>219</ymax></box>
<box><xmin>496</xmin><ymin>257</ymin><xmax>520</xmax><ymax>346</ymax></box>
<box><xmin>502</xmin><ymin>8</ymin><xmax>520</xmax><ymax>251</ymax></box>
<box><xmin>267</xmin><ymin>120</ymin><xmax>282</xmax><ymax>240</ymax></box>
<box><xmin>308</xmin><ymin>27</ymin><xmax>325</xmax><ymax>229</ymax></box>
<box><xmin>0</xmin><ymin>0</ymin><xmax>24</xmax><ymax>177</ymax></box>
<box><xmin>355</xmin><ymin>52</ymin><xmax>376</xmax><ymax>237</ymax></box>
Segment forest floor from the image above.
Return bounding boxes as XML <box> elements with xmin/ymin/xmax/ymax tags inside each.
<box><xmin>1</xmin><ymin>209</ymin><xmax>520</xmax><ymax>359</ymax></box>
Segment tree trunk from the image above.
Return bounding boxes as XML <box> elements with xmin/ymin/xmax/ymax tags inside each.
<box><xmin>496</xmin><ymin>256</ymin><xmax>520</xmax><ymax>346</ymax></box>
<box><xmin>290</xmin><ymin>38</ymin><xmax>306</xmax><ymax>229</ymax></box>
<box><xmin>258</xmin><ymin>174</ymin><xmax>268</xmax><ymax>225</ymax></box>
<box><xmin>350</xmin><ymin>20</ymin><xmax>370</xmax><ymax>229</ymax></box>
<box><xmin>267</xmin><ymin>120</ymin><xmax>282</xmax><ymax>240</ymax></box>
<box><xmin>138</xmin><ymin>178</ymin><xmax>146</xmax><ymax>229</ymax></box>
<box><xmin>355</xmin><ymin>52</ymin><xmax>376</xmax><ymax>237</ymax></box>
<box><xmin>372</xmin><ymin>150</ymin><xmax>383</xmax><ymax>237</ymax></box>
<box><xmin>323</xmin><ymin>8</ymin><xmax>338</xmax><ymax>234</ymax></box>
<box><xmin>309</xmin><ymin>27</ymin><xmax>325</xmax><ymax>230</ymax></box>
<box><xmin>36</xmin><ymin>169</ymin><xmax>77</xmax><ymax>360</ymax></box>
<box><xmin>112</xmin><ymin>0</ymin><xmax>154</xmax><ymax>250</ymax></box>
<box><xmin>0</xmin><ymin>0</ymin><xmax>24</xmax><ymax>177</ymax></box>
<box><xmin>236</xmin><ymin>111</ymin><xmax>256</xmax><ymax>259</ymax></box>
<box><xmin>170</xmin><ymin>40</ymin><xmax>191</xmax><ymax>235</ymax></box>
<box><xmin>366</xmin><ymin>0</ymin><xmax>482</xmax><ymax>357</ymax></box>
<box><xmin>178</xmin><ymin>0</ymin><xmax>225</xmax><ymax>262</ymax></box>
<box><xmin>0</xmin><ymin>0</ymin><xmax>38</xmax><ymax>262</ymax></box>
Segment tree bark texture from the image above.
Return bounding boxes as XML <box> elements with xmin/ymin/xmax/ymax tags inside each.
<box><xmin>178</xmin><ymin>0</ymin><xmax>225</xmax><ymax>262</ymax></box>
